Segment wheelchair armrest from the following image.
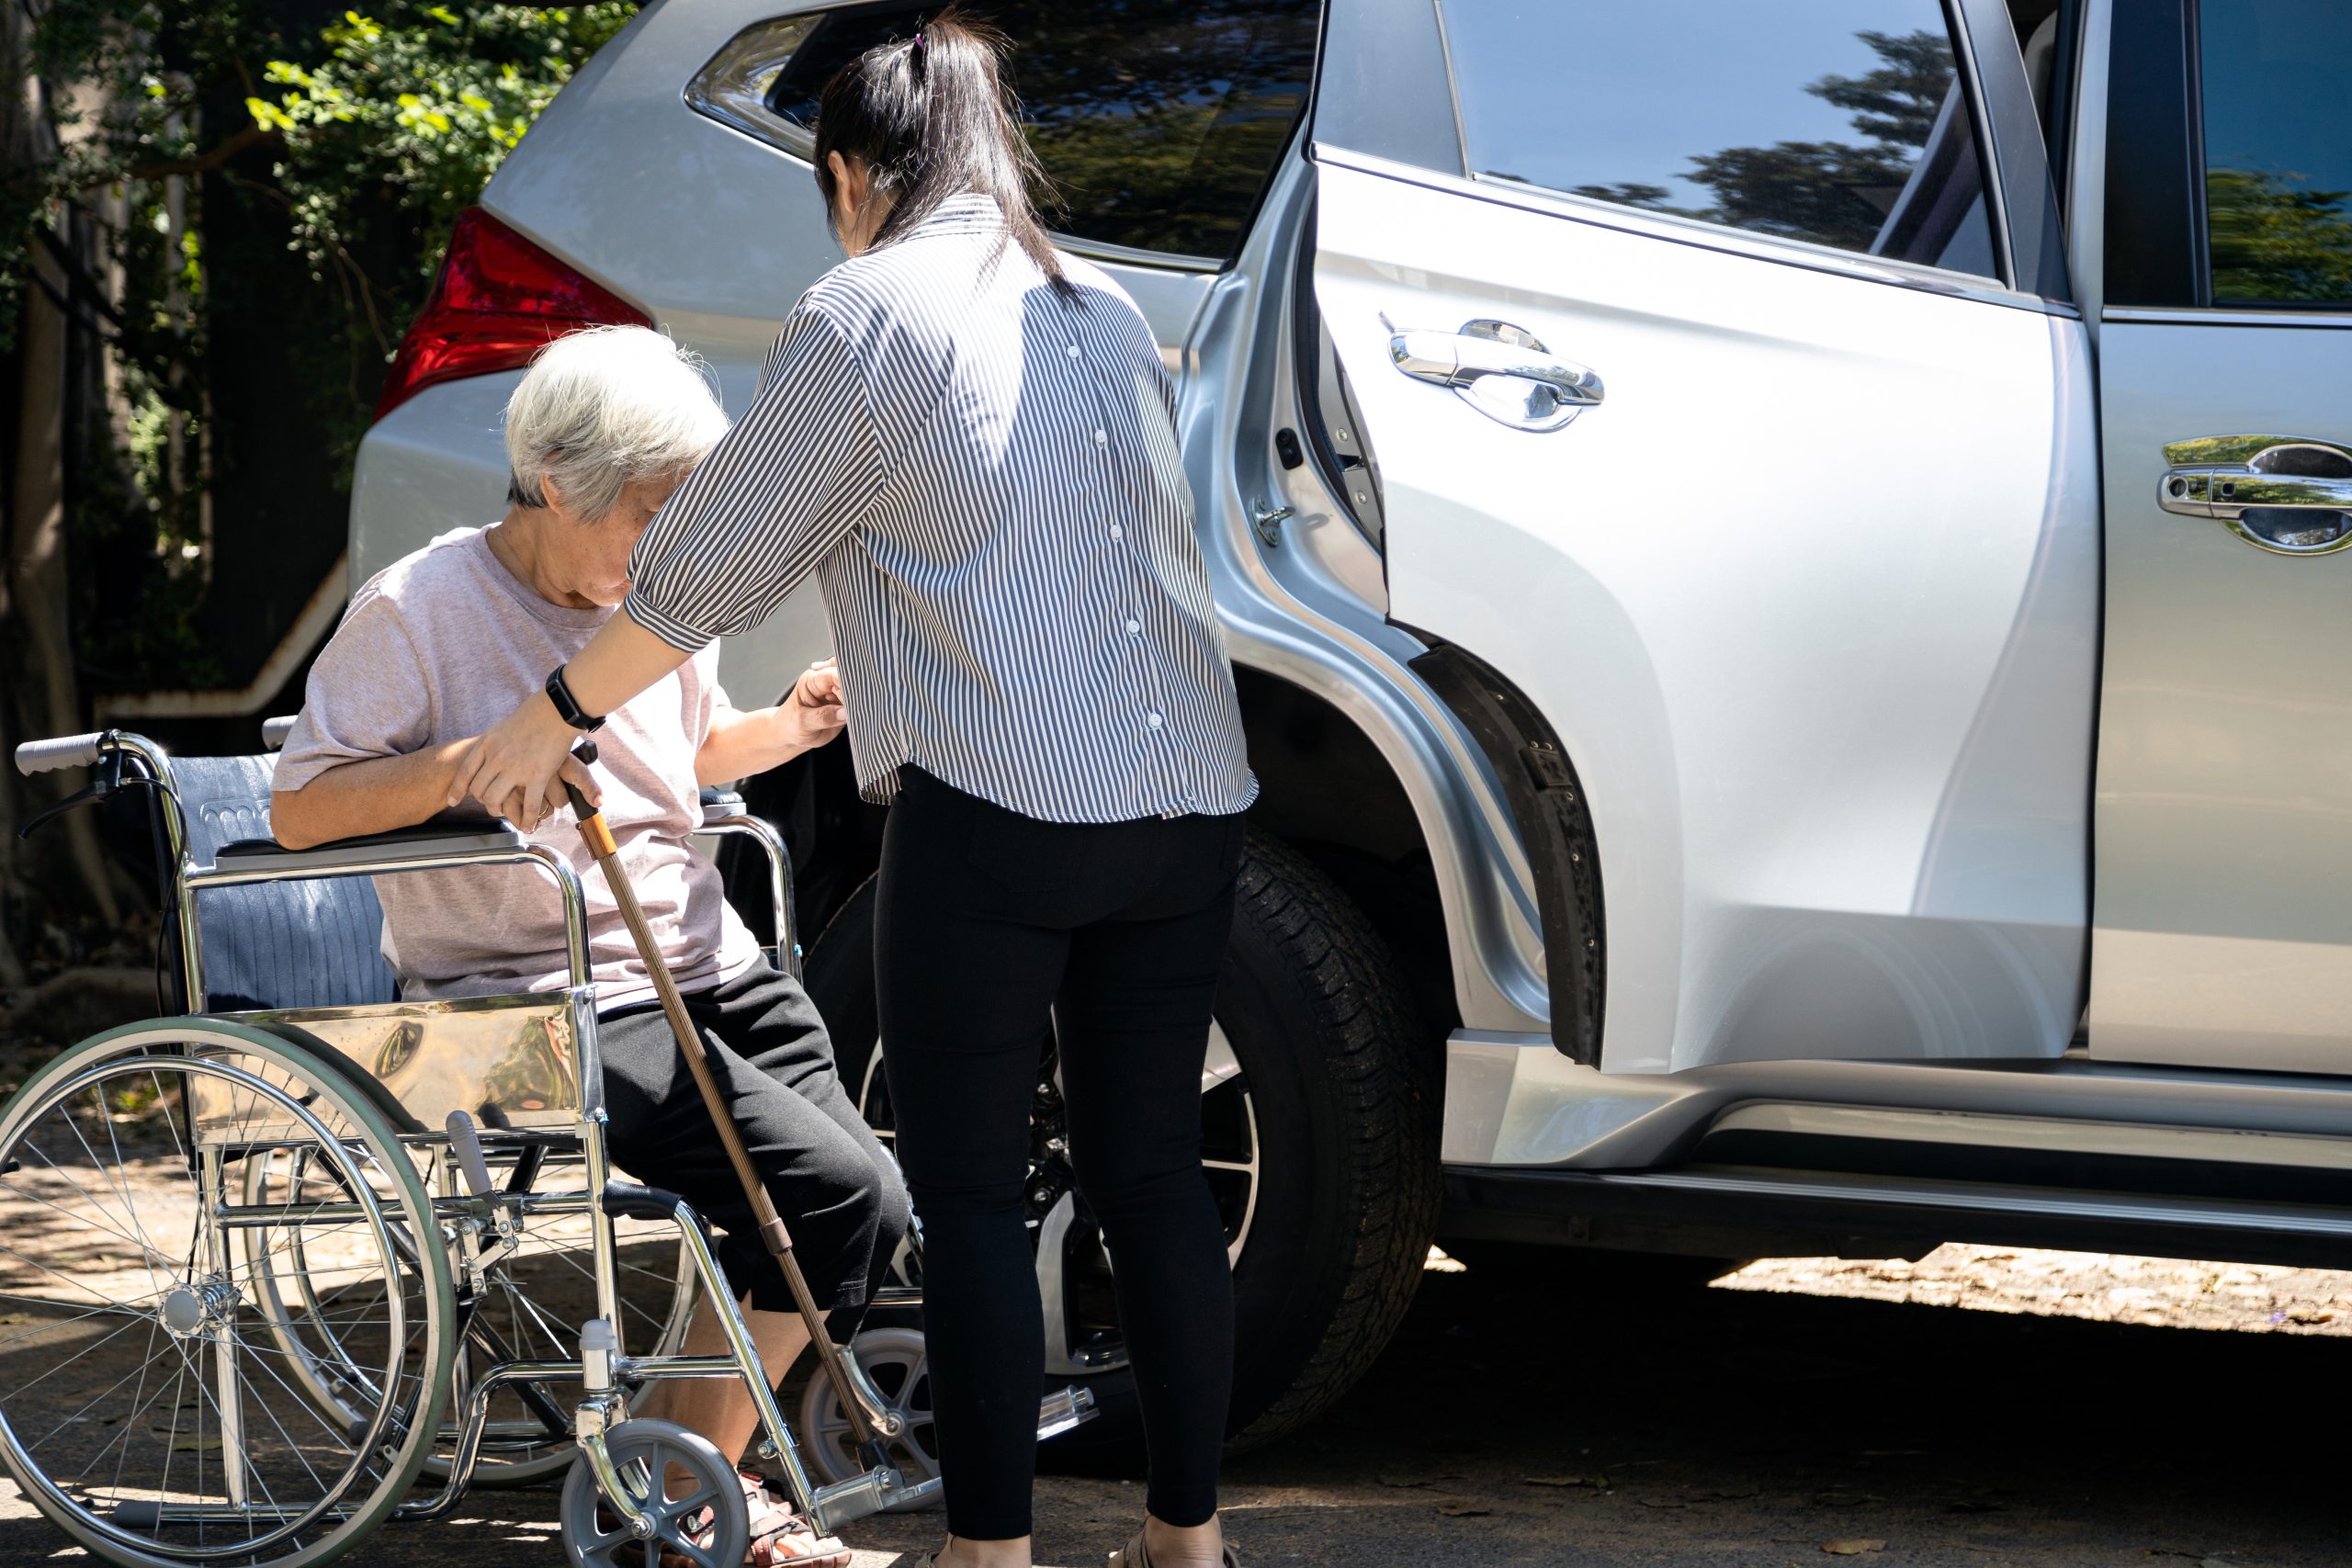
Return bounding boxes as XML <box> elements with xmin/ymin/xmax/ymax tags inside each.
<box><xmin>214</xmin><ymin>815</ymin><xmax>523</xmax><ymax>874</ymax></box>
<box><xmin>697</xmin><ymin>785</ymin><xmax>746</xmax><ymax>830</ymax></box>
<box><xmin>692</xmin><ymin>790</ymin><xmax>795</xmax><ymax>969</ymax></box>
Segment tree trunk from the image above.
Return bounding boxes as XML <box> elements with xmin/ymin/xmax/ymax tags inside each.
<box><xmin>1</xmin><ymin>7</ymin><xmax>130</xmax><ymax>998</ymax></box>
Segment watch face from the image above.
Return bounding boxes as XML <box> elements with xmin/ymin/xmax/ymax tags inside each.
<box><xmin>547</xmin><ymin>668</ymin><xmax>595</xmax><ymax>729</ymax></box>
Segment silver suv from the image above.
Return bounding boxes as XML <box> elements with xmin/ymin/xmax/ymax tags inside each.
<box><xmin>347</xmin><ymin>0</ymin><xmax>2352</xmax><ymax>1454</ymax></box>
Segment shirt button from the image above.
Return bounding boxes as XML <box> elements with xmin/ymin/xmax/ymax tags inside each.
<box><xmin>1125</xmin><ymin>618</ymin><xmax>1141</xmax><ymax>635</ymax></box>
<box><xmin>1067</xmin><ymin>343</ymin><xmax>1082</xmax><ymax>359</ymax></box>
<box><xmin>1109</xmin><ymin>524</ymin><xmax>1125</xmax><ymax>540</ymax></box>
<box><xmin>1091</xmin><ymin>428</ymin><xmax>1108</xmax><ymax>447</ymax></box>
<box><xmin>1148</xmin><ymin>711</ymin><xmax>1165</xmax><ymax>729</ymax></box>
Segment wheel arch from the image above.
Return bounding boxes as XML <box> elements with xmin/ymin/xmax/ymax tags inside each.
<box><xmin>1223</xmin><ymin>649</ymin><xmax>1553</xmax><ymax>1043</ymax></box>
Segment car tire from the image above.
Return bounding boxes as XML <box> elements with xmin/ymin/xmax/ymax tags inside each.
<box><xmin>800</xmin><ymin>829</ymin><xmax>1441</xmax><ymax>1461</ymax></box>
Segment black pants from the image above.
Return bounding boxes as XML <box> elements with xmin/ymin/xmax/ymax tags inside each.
<box><xmin>877</xmin><ymin>768</ymin><xmax>1245</xmax><ymax>1540</ymax></box>
<box><xmin>599</xmin><ymin>962</ymin><xmax>910</xmax><ymax>1325</ymax></box>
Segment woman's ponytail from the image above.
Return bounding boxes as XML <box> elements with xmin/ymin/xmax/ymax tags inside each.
<box><xmin>813</xmin><ymin>8</ymin><xmax>1076</xmax><ymax>299</ymax></box>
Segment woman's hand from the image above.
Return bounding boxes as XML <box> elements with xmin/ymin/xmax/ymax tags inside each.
<box><xmin>779</xmin><ymin>659</ymin><xmax>847</xmax><ymax>753</ymax></box>
<box><xmin>447</xmin><ymin>692</ymin><xmax>593</xmax><ymax>830</ymax></box>
<box><xmin>451</xmin><ymin>616</ymin><xmax>690</xmax><ymax>827</ymax></box>
<box><xmin>694</xmin><ymin>660</ymin><xmax>848</xmax><ymax>784</ymax></box>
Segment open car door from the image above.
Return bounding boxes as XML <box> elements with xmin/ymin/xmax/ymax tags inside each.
<box><xmin>1307</xmin><ymin>0</ymin><xmax>2099</xmax><ymax>1072</ymax></box>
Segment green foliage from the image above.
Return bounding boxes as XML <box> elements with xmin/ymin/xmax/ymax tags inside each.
<box><xmin>2207</xmin><ymin>165</ymin><xmax>2352</xmax><ymax>303</ymax></box>
<box><xmin>251</xmin><ymin>5</ymin><xmax>634</xmax><ymax>299</ymax></box>
<box><xmin>5</xmin><ymin>1</ymin><xmax>631</xmax><ymax>693</ymax></box>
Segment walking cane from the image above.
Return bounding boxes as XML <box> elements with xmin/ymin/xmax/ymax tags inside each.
<box><xmin>560</xmin><ymin>739</ymin><xmax>887</xmax><ymax>1467</ymax></box>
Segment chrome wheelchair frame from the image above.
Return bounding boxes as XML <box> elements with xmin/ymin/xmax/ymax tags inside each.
<box><xmin>0</xmin><ymin>728</ymin><xmax>1092</xmax><ymax>1568</ymax></box>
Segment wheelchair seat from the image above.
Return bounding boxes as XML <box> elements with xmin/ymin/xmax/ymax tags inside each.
<box><xmin>171</xmin><ymin>752</ymin><xmax>399</xmax><ymax>1012</ymax></box>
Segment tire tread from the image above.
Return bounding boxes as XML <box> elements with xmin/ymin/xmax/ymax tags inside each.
<box><xmin>1224</xmin><ymin>833</ymin><xmax>1441</xmax><ymax>1450</ymax></box>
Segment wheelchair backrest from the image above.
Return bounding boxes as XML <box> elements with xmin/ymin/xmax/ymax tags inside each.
<box><xmin>172</xmin><ymin>753</ymin><xmax>400</xmax><ymax>1012</ymax></box>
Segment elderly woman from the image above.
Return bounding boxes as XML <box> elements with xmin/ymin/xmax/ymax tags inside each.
<box><xmin>271</xmin><ymin>324</ymin><xmax>902</xmax><ymax>1568</ymax></box>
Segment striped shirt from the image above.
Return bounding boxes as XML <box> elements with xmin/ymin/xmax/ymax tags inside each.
<box><xmin>625</xmin><ymin>193</ymin><xmax>1257</xmax><ymax>824</ymax></box>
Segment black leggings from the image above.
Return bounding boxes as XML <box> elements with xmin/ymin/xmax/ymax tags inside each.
<box><xmin>876</xmin><ymin>768</ymin><xmax>1244</xmax><ymax>1540</ymax></box>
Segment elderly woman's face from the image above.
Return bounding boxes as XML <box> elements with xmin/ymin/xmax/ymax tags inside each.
<box><xmin>568</xmin><ymin>475</ymin><xmax>685</xmax><ymax>608</ymax></box>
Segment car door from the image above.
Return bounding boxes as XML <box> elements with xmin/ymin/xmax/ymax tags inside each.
<box><xmin>1308</xmin><ymin>0</ymin><xmax>2100</xmax><ymax>1073</ymax></box>
<box><xmin>2088</xmin><ymin>0</ymin><xmax>2352</xmax><ymax>1071</ymax></box>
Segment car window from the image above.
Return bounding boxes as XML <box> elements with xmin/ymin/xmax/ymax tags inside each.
<box><xmin>767</xmin><ymin>0</ymin><xmax>1318</xmax><ymax>264</ymax></box>
<box><xmin>2199</xmin><ymin>0</ymin><xmax>2352</xmax><ymax>304</ymax></box>
<box><xmin>1432</xmin><ymin>0</ymin><xmax>1998</xmax><ymax>280</ymax></box>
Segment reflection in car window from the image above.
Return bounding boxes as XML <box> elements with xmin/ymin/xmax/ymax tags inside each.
<box><xmin>1435</xmin><ymin>1</ymin><xmax>1997</xmax><ymax>279</ymax></box>
<box><xmin>2201</xmin><ymin>0</ymin><xmax>2352</xmax><ymax>304</ymax></box>
<box><xmin>769</xmin><ymin>1</ymin><xmax>1317</xmax><ymax>263</ymax></box>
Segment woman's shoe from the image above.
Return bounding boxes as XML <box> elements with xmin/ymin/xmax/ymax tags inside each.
<box><xmin>1108</xmin><ymin>1526</ymin><xmax>1239</xmax><ymax>1568</ymax></box>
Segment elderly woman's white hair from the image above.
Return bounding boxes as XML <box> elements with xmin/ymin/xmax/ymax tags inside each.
<box><xmin>503</xmin><ymin>325</ymin><xmax>729</xmax><ymax>522</ymax></box>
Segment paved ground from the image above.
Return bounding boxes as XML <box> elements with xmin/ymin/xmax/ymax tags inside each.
<box><xmin>5</xmin><ymin>1242</ymin><xmax>2346</xmax><ymax>1567</ymax></box>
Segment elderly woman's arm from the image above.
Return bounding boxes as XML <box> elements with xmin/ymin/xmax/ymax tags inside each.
<box><xmin>695</xmin><ymin>660</ymin><xmax>846</xmax><ymax>785</ymax></box>
<box><xmin>277</xmin><ymin>742</ymin><xmax>600</xmax><ymax>850</ymax></box>
<box><xmin>272</xmin><ymin>744</ymin><xmax>471</xmax><ymax>851</ymax></box>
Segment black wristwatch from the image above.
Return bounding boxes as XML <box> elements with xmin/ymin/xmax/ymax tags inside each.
<box><xmin>544</xmin><ymin>665</ymin><xmax>606</xmax><ymax>732</ymax></box>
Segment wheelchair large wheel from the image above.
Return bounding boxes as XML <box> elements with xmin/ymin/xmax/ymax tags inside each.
<box><xmin>243</xmin><ymin>1139</ymin><xmax>698</xmax><ymax>1489</ymax></box>
<box><xmin>0</xmin><ymin>1021</ymin><xmax>456</xmax><ymax>1568</ymax></box>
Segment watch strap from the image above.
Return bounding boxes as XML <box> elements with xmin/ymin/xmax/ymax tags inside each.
<box><xmin>545</xmin><ymin>665</ymin><xmax>607</xmax><ymax>732</ymax></box>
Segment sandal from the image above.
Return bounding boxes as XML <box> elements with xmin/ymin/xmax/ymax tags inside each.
<box><xmin>741</xmin><ymin>1472</ymin><xmax>852</xmax><ymax>1568</ymax></box>
<box><xmin>598</xmin><ymin>1472</ymin><xmax>851</xmax><ymax>1568</ymax></box>
<box><xmin>1108</xmin><ymin>1526</ymin><xmax>1240</xmax><ymax>1568</ymax></box>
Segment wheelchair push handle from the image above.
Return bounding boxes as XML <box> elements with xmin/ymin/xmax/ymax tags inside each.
<box><xmin>15</xmin><ymin>732</ymin><xmax>106</xmax><ymax>776</ymax></box>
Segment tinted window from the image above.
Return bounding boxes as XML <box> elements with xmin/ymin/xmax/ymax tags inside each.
<box><xmin>1434</xmin><ymin>1</ymin><xmax>1997</xmax><ymax>278</ymax></box>
<box><xmin>2200</xmin><ymin>0</ymin><xmax>2352</xmax><ymax>303</ymax></box>
<box><xmin>769</xmin><ymin>1</ymin><xmax>1317</xmax><ymax>262</ymax></box>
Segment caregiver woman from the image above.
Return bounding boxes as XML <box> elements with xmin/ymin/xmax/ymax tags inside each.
<box><xmin>451</xmin><ymin>17</ymin><xmax>1253</xmax><ymax>1568</ymax></box>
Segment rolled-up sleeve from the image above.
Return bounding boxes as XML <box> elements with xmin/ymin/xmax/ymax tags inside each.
<box><xmin>625</xmin><ymin>305</ymin><xmax>884</xmax><ymax>652</ymax></box>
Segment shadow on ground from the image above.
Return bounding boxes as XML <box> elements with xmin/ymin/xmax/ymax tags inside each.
<box><xmin>3</xmin><ymin>1255</ymin><xmax>2342</xmax><ymax>1566</ymax></box>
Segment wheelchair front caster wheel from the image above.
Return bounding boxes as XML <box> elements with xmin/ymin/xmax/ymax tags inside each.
<box><xmin>797</xmin><ymin>1325</ymin><xmax>943</xmax><ymax>1509</ymax></box>
<box><xmin>560</xmin><ymin>1418</ymin><xmax>748</xmax><ymax>1568</ymax></box>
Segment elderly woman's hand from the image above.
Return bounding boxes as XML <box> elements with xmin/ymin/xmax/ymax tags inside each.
<box><xmin>780</xmin><ymin>659</ymin><xmax>848</xmax><ymax>753</ymax></box>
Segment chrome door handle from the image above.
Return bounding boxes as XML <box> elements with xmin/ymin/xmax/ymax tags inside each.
<box><xmin>1388</xmin><ymin>318</ymin><xmax>1602</xmax><ymax>433</ymax></box>
<box><xmin>2158</xmin><ymin>434</ymin><xmax>2352</xmax><ymax>554</ymax></box>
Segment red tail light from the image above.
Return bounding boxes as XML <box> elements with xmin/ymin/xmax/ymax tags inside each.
<box><xmin>375</xmin><ymin>208</ymin><xmax>651</xmax><ymax>421</ymax></box>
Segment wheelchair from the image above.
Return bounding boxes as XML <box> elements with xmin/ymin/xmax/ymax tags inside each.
<box><xmin>0</xmin><ymin>727</ymin><xmax>1092</xmax><ymax>1568</ymax></box>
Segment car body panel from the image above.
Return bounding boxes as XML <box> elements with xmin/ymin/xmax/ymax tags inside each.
<box><xmin>342</xmin><ymin>0</ymin><xmax>2352</xmax><ymax>1211</ymax></box>
<box><xmin>1186</xmin><ymin>142</ymin><xmax>1555</xmax><ymax>1033</ymax></box>
<box><xmin>2090</xmin><ymin>311</ymin><xmax>2352</xmax><ymax>1072</ymax></box>
<box><xmin>1314</xmin><ymin>157</ymin><xmax>2100</xmax><ymax>1075</ymax></box>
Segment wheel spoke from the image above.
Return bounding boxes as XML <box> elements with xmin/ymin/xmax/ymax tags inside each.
<box><xmin>0</xmin><ymin>1040</ymin><xmax>447</xmax><ymax>1563</ymax></box>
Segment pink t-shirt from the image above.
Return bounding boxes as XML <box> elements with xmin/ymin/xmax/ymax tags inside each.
<box><xmin>275</xmin><ymin>526</ymin><xmax>762</xmax><ymax>1009</ymax></box>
